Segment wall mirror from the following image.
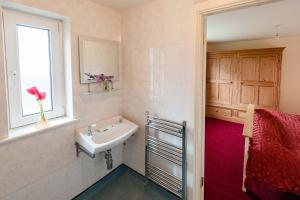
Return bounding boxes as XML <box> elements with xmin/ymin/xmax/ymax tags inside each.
<box><xmin>79</xmin><ymin>36</ymin><xmax>120</xmax><ymax>84</ymax></box>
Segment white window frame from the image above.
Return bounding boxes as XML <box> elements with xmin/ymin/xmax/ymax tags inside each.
<box><xmin>3</xmin><ymin>9</ymin><xmax>65</xmax><ymax>128</ymax></box>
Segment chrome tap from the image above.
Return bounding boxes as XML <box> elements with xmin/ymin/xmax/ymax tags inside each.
<box><xmin>87</xmin><ymin>124</ymin><xmax>96</xmax><ymax>136</ymax></box>
<box><xmin>118</xmin><ymin>116</ymin><xmax>123</xmax><ymax>123</ymax></box>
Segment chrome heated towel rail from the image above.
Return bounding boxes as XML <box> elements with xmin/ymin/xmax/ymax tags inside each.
<box><xmin>145</xmin><ymin>111</ymin><xmax>186</xmax><ymax>199</ymax></box>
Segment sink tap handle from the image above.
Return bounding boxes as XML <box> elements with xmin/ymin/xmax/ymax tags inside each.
<box><xmin>87</xmin><ymin>124</ymin><xmax>96</xmax><ymax>136</ymax></box>
<box><xmin>118</xmin><ymin>116</ymin><xmax>123</xmax><ymax>123</ymax></box>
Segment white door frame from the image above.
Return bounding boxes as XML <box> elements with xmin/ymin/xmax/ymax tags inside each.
<box><xmin>193</xmin><ymin>1</ymin><xmax>282</xmax><ymax>199</ymax></box>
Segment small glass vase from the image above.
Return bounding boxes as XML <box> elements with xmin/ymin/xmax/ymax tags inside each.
<box><xmin>35</xmin><ymin>101</ymin><xmax>49</xmax><ymax>129</ymax></box>
<box><xmin>103</xmin><ymin>80</ymin><xmax>109</xmax><ymax>91</ymax></box>
<box><xmin>102</xmin><ymin>80</ymin><xmax>113</xmax><ymax>91</ymax></box>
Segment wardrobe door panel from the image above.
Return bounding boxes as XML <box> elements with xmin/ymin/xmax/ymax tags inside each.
<box><xmin>207</xmin><ymin>58</ymin><xmax>218</xmax><ymax>80</ymax></box>
<box><xmin>240</xmin><ymin>56</ymin><xmax>258</xmax><ymax>81</ymax></box>
<box><xmin>259</xmin><ymin>56</ymin><xmax>277</xmax><ymax>82</ymax></box>
<box><xmin>240</xmin><ymin>85</ymin><xmax>256</xmax><ymax>105</ymax></box>
<box><xmin>206</xmin><ymin>82</ymin><xmax>218</xmax><ymax>102</ymax></box>
<box><xmin>258</xmin><ymin>86</ymin><xmax>275</xmax><ymax>107</ymax></box>
<box><xmin>219</xmin><ymin>57</ymin><xmax>232</xmax><ymax>81</ymax></box>
<box><xmin>218</xmin><ymin>83</ymin><xmax>232</xmax><ymax>105</ymax></box>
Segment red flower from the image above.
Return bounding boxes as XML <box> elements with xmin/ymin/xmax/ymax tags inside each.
<box><xmin>37</xmin><ymin>92</ymin><xmax>46</xmax><ymax>100</ymax></box>
<box><xmin>27</xmin><ymin>87</ymin><xmax>38</xmax><ymax>95</ymax></box>
<box><xmin>27</xmin><ymin>87</ymin><xmax>46</xmax><ymax>100</ymax></box>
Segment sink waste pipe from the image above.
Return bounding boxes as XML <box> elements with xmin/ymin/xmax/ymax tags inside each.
<box><xmin>105</xmin><ymin>149</ymin><xmax>113</xmax><ymax>170</ymax></box>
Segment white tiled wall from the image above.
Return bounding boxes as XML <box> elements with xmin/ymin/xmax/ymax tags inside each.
<box><xmin>121</xmin><ymin>0</ymin><xmax>196</xmax><ymax>198</ymax></box>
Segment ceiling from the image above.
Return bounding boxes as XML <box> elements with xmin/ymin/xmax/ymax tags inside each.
<box><xmin>92</xmin><ymin>0</ymin><xmax>152</xmax><ymax>10</ymax></box>
<box><xmin>207</xmin><ymin>0</ymin><xmax>300</xmax><ymax>42</ymax></box>
<box><xmin>93</xmin><ymin>0</ymin><xmax>204</xmax><ymax>10</ymax></box>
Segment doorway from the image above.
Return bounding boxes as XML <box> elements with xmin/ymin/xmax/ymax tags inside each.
<box><xmin>194</xmin><ymin>0</ymin><xmax>300</xmax><ymax>199</ymax></box>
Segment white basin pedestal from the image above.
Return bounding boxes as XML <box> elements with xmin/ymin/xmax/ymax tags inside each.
<box><xmin>75</xmin><ymin>116</ymin><xmax>138</xmax><ymax>169</ymax></box>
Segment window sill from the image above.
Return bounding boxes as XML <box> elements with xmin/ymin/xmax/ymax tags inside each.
<box><xmin>0</xmin><ymin>117</ymin><xmax>79</xmax><ymax>145</ymax></box>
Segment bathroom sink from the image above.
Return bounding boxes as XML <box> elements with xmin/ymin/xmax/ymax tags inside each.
<box><xmin>75</xmin><ymin>116</ymin><xmax>138</xmax><ymax>154</ymax></box>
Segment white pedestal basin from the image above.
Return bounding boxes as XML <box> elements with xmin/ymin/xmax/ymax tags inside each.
<box><xmin>75</xmin><ymin>116</ymin><xmax>138</xmax><ymax>155</ymax></box>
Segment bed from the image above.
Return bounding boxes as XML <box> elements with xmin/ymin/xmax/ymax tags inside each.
<box><xmin>241</xmin><ymin>104</ymin><xmax>300</xmax><ymax>199</ymax></box>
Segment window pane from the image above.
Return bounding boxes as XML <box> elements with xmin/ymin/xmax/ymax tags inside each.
<box><xmin>17</xmin><ymin>25</ymin><xmax>53</xmax><ymax>116</ymax></box>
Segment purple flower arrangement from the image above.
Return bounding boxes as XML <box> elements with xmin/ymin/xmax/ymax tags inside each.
<box><xmin>95</xmin><ymin>74</ymin><xmax>114</xmax><ymax>83</ymax></box>
<box><xmin>85</xmin><ymin>73</ymin><xmax>114</xmax><ymax>91</ymax></box>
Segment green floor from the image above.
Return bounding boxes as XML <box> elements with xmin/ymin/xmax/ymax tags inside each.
<box><xmin>73</xmin><ymin>165</ymin><xmax>181</xmax><ymax>200</ymax></box>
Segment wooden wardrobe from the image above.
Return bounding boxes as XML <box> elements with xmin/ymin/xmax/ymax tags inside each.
<box><xmin>206</xmin><ymin>48</ymin><xmax>284</xmax><ymax>123</ymax></box>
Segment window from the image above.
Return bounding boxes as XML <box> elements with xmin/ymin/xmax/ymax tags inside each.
<box><xmin>3</xmin><ymin>9</ymin><xmax>65</xmax><ymax>128</ymax></box>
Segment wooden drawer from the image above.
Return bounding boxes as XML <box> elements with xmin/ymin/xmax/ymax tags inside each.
<box><xmin>238</xmin><ymin>110</ymin><xmax>247</xmax><ymax>119</ymax></box>
<box><xmin>206</xmin><ymin>106</ymin><xmax>232</xmax><ymax>117</ymax></box>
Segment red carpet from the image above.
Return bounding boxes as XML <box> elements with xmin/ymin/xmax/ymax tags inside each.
<box><xmin>204</xmin><ymin>117</ymin><xmax>251</xmax><ymax>200</ymax></box>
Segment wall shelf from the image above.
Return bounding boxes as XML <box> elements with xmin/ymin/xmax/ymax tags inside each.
<box><xmin>81</xmin><ymin>88</ymin><xmax>122</xmax><ymax>96</ymax></box>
